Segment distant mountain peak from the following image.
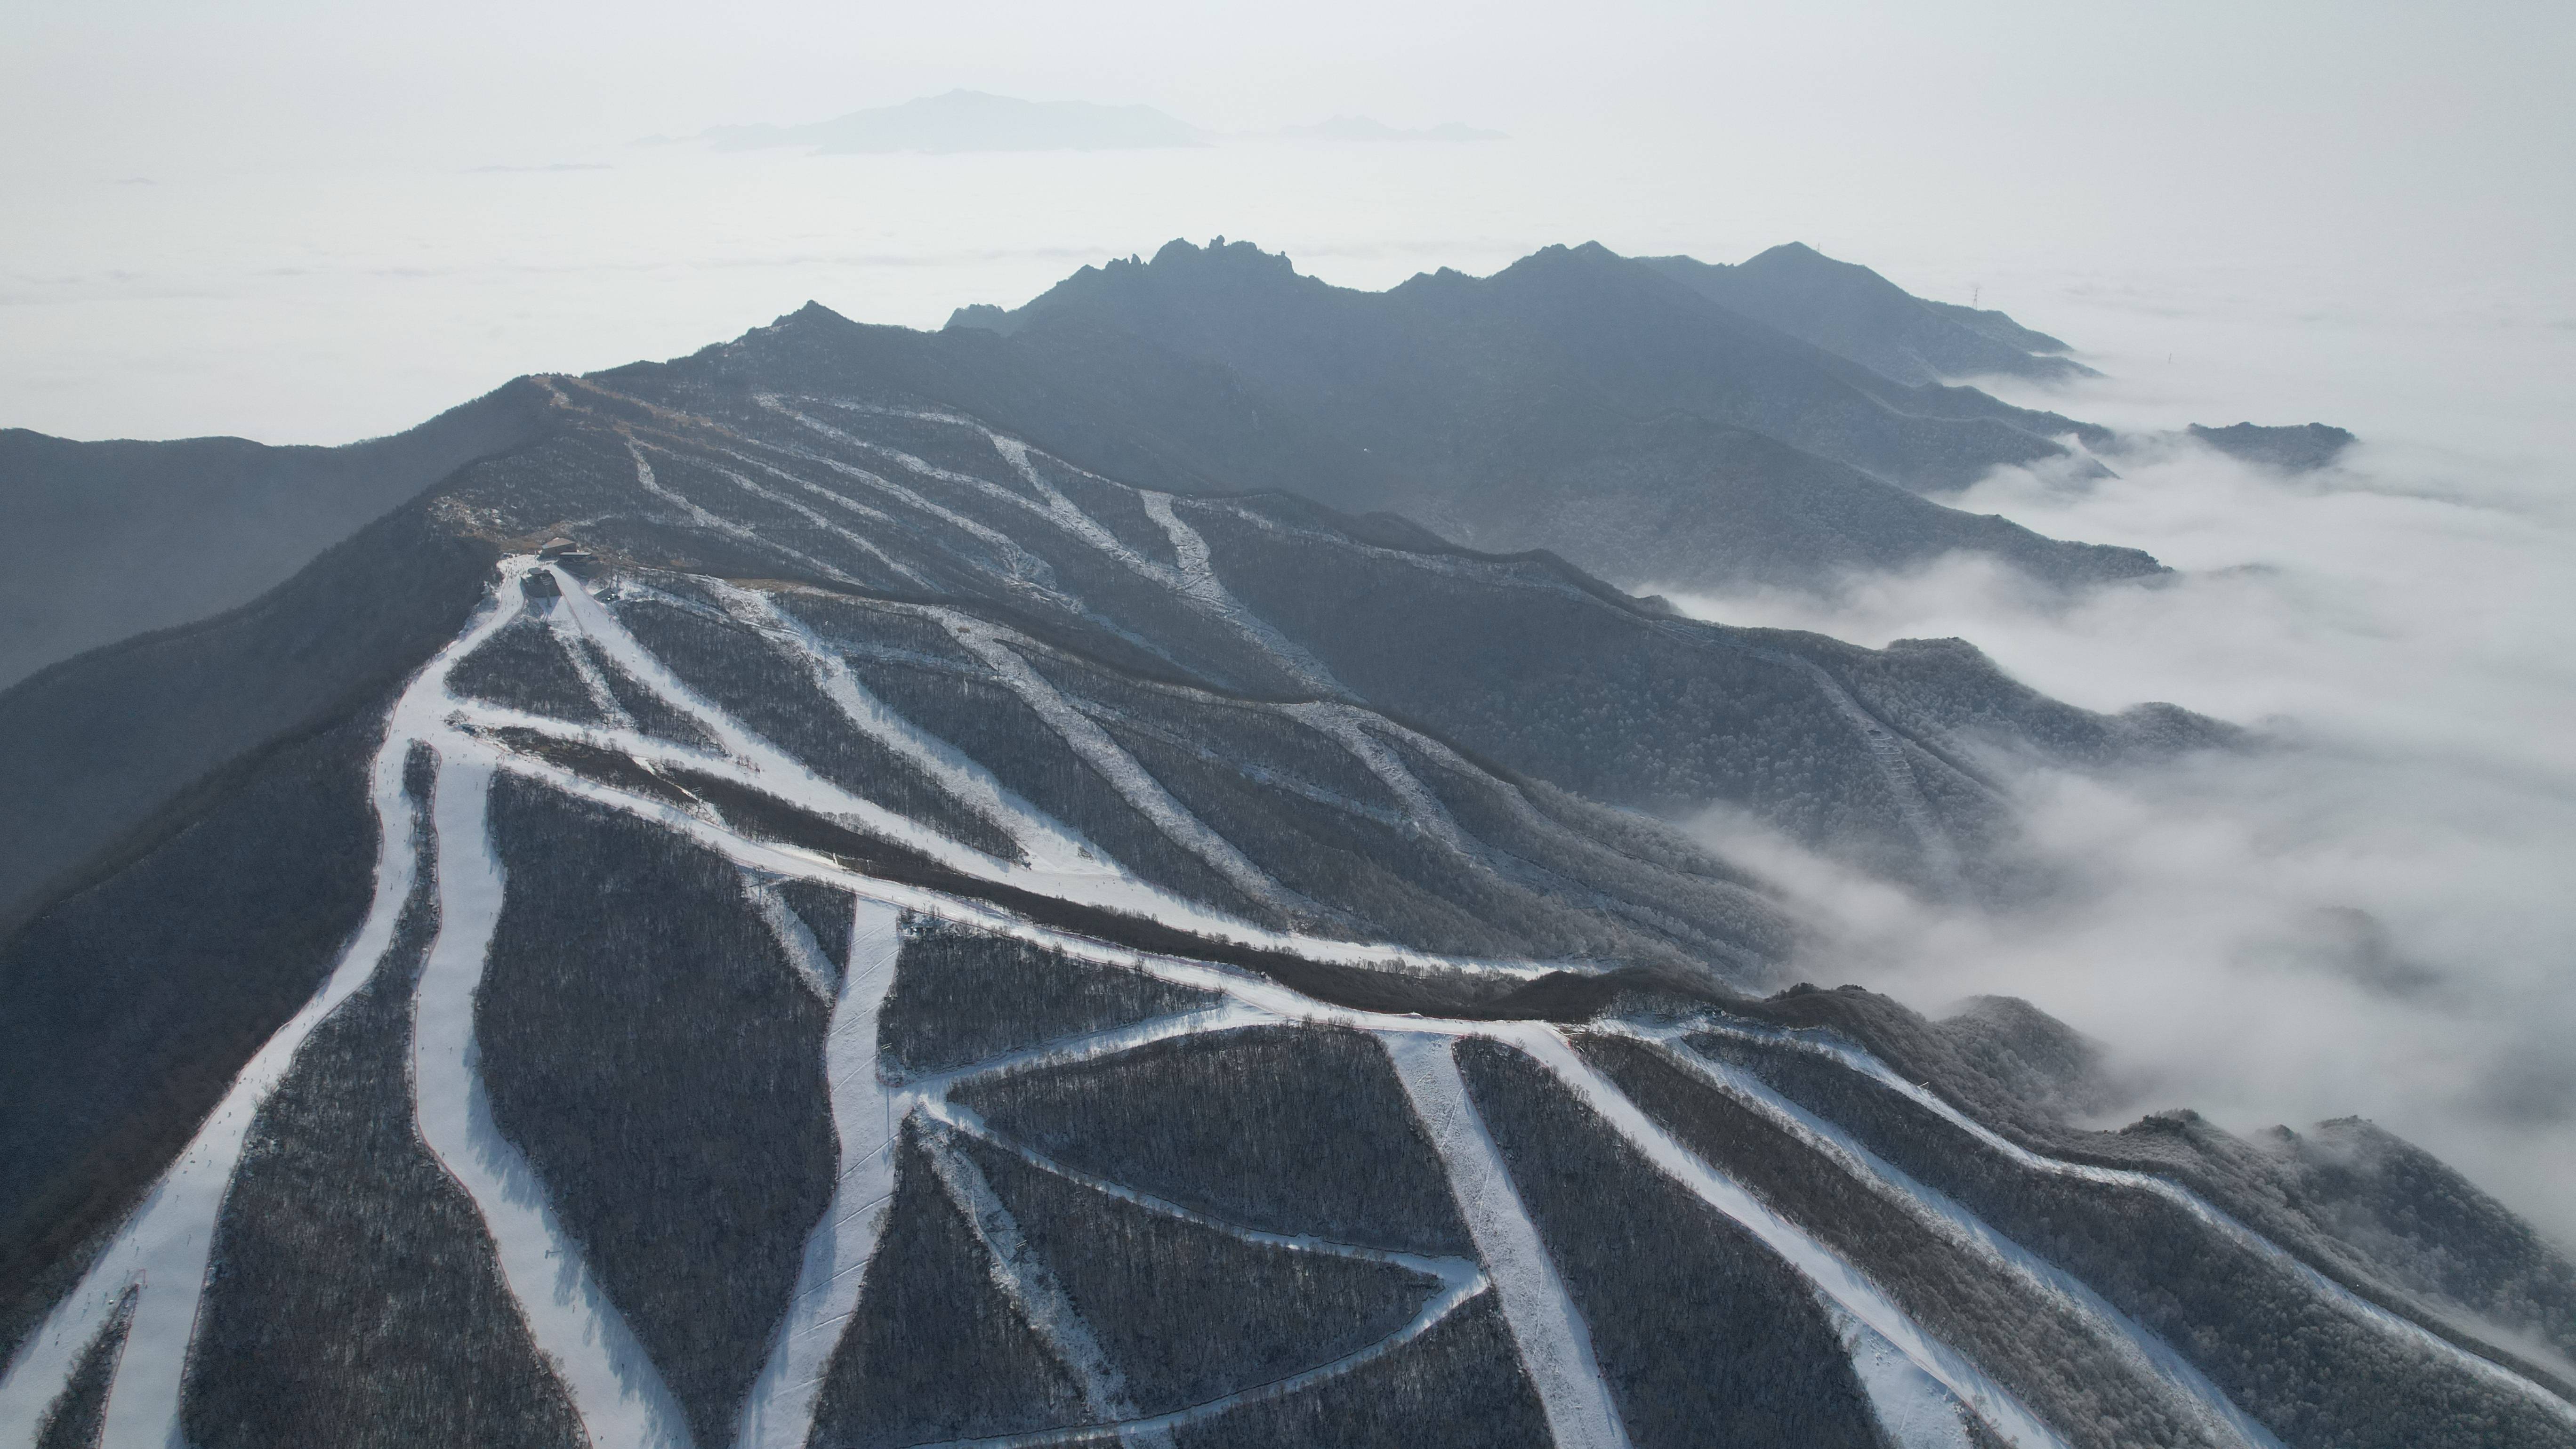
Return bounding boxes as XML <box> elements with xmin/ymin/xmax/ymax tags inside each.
<box><xmin>735</xmin><ymin>299</ymin><xmax>857</xmax><ymax>346</ymax></box>
<box><xmin>1739</xmin><ymin>240</ymin><xmax>1899</xmax><ymax>284</ymax></box>
<box><xmin>945</xmin><ymin>236</ymin><xmax>1323</xmax><ymax>338</ymax></box>
<box><xmin>1493</xmin><ymin>240</ymin><xmax>1629</xmax><ymax>280</ymax></box>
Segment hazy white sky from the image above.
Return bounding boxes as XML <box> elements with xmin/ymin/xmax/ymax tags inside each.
<box><xmin>4</xmin><ymin>0</ymin><xmax>2569</xmax><ymax>442</ymax></box>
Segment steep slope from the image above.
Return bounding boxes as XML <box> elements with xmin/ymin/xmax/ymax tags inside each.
<box><xmin>1640</xmin><ymin>244</ymin><xmax>2099</xmax><ymax>388</ymax></box>
<box><xmin>3</xmin><ymin>538</ymin><xmax>2564</xmax><ymax>1445</ymax></box>
<box><xmin>0</xmin><ymin>380</ymin><xmax>547</xmax><ymax>690</ymax></box>
<box><xmin>0</xmin><ymin>238</ymin><xmax>2141</xmax><ymax>697</ymax></box>
<box><xmin>4</xmin><ymin>328</ymin><xmax>2565</xmax><ymax>1449</ymax></box>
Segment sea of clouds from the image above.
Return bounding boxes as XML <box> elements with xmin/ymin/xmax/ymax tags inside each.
<box><xmin>1666</xmin><ymin>287</ymin><xmax>2576</xmax><ymax>1245</ymax></box>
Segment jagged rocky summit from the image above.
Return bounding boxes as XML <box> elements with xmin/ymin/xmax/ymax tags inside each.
<box><xmin>0</xmin><ymin>248</ymin><xmax>2562</xmax><ymax>1449</ymax></box>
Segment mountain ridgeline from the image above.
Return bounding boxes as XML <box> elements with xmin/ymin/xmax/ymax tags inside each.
<box><xmin>1637</xmin><ymin>244</ymin><xmax>2099</xmax><ymax>389</ymax></box>
<box><xmin>0</xmin><ymin>382</ymin><xmax>547</xmax><ymax>691</ymax></box>
<box><xmin>0</xmin><ymin>241</ymin><xmax>2560</xmax><ymax>1449</ymax></box>
<box><xmin>938</xmin><ymin>238</ymin><xmax>2158</xmax><ymax>596</ymax></box>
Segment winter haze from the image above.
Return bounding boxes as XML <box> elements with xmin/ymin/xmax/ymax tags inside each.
<box><xmin>8</xmin><ymin>0</ymin><xmax>2575</xmax><ymax>1302</ymax></box>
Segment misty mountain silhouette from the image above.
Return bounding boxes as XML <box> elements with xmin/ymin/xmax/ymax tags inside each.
<box><xmin>1641</xmin><ymin>242</ymin><xmax>2101</xmax><ymax>387</ymax></box>
<box><xmin>941</xmin><ymin>238</ymin><xmax>2153</xmax><ymax>594</ymax></box>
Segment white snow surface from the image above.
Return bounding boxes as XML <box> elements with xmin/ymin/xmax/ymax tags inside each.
<box><xmin>745</xmin><ymin>875</ymin><xmax>841</xmax><ymax>1002</ymax></box>
<box><xmin>0</xmin><ymin>556</ymin><xmax>1606</xmax><ymax>1444</ymax></box>
<box><xmin>708</xmin><ymin>582</ymin><xmax>1102</xmax><ymax>873</ymax></box>
<box><xmin>734</xmin><ymin>899</ymin><xmax>906</xmax><ymax>1449</ymax></box>
<box><xmin>911</xmin><ymin>1094</ymin><xmax>1484</xmax><ymax>1449</ymax></box>
<box><xmin>1135</xmin><ymin>489</ymin><xmax>1346</xmax><ymax>697</ymax></box>
<box><xmin>548</xmin><ymin>566</ymin><xmax>1565</xmax><ymax>981</ymax></box>
<box><xmin>1384</xmin><ymin>1031</ymin><xmax>1630</xmax><ymax>1449</ymax></box>
<box><xmin>753</xmin><ymin>399</ymin><xmax>1066</xmax><ymax>595</ymax></box>
<box><xmin>933</xmin><ymin>611</ymin><xmax>1325</xmax><ymax>922</ymax></box>
<box><xmin>1833</xmin><ymin>1307</ymin><xmax>1977</xmax><ymax>1449</ymax></box>
<box><xmin>777</xmin><ymin>396</ymin><xmax>1350</xmax><ymax>697</ymax></box>
<box><xmin>544</xmin><ymin>600</ymin><xmax>639</xmax><ymax>729</ymax></box>
<box><xmin>704</xmin><ymin>444</ymin><xmax>933</xmax><ymax>588</ymax></box>
<box><xmin>921</xmin><ymin>1127</ymin><xmax>1143</xmax><ymax>1425</ymax></box>
<box><xmin>621</xmin><ymin>436</ymin><xmax>866</xmax><ymax>589</ymax></box>
<box><xmin>664</xmin><ymin>443</ymin><xmax>929</xmax><ymax>588</ymax></box>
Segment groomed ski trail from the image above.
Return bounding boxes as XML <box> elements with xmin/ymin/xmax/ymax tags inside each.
<box><xmin>1689</xmin><ymin>1017</ymin><xmax>2576</xmax><ymax>1430</ymax></box>
<box><xmin>931</xmin><ymin>610</ymin><xmax>1339</xmax><ymax>927</ymax></box>
<box><xmin>411</xmin><ymin>753</ymin><xmax>695</xmax><ymax>1449</ymax></box>
<box><xmin>0</xmin><ymin>716</ymin><xmax>431</xmax><ymax>1449</ymax></box>
<box><xmin>1495</xmin><ymin>1025</ymin><xmax>2069</xmax><ymax>1449</ymax></box>
<box><xmin>1383</xmin><ymin>1032</ymin><xmax>1629</xmax><ymax>1449</ymax></box>
<box><xmin>3</xmin><ymin>552</ymin><xmax>2132</xmax><ymax>1449</ymax></box>
<box><xmin>920</xmin><ymin>1126</ymin><xmax>1148</xmax><ymax>1429</ymax></box>
<box><xmin>734</xmin><ymin>900</ymin><xmax>907</xmax><ymax>1449</ymax></box>
<box><xmin>1620</xmin><ymin>1025</ymin><xmax>2278</xmax><ymax>1449</ymax></box>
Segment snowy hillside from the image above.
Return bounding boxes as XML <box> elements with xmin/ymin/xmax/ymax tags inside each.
<box><xmin>3</xmin><ymin>336</ymin><xmax>2571</xmax><ymax>1449</ymax></box>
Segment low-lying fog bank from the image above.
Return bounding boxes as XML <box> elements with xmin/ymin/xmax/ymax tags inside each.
<box><xmin>1667</xmin><ymin>290</ymin><xmax>2576</xmax><ymax>1247</ymax></box>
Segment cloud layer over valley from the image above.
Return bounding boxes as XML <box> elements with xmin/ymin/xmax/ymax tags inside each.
<box><xmin>1666</xmin><ymin>299</ymin><xmax>2576</xmax><ymax>1247</ymax></box>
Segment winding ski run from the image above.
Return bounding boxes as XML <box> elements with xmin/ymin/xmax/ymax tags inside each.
<box><xmin>7</xmin><ymin>555</ymin><xmax>2562</xmax><ymax>1449</ymax></box>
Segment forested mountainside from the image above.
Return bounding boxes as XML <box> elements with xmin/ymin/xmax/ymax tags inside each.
<box><xmin>2</xmin><ymin>362</ymin><xmax>2568</xmax><ymax>1449</ymax></box>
